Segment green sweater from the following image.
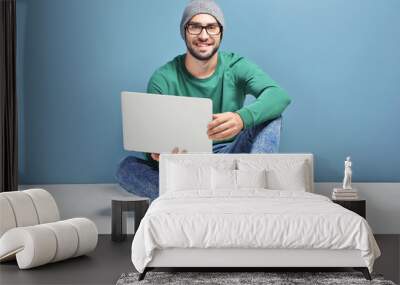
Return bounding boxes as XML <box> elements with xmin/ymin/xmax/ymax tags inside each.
<box><xmin>144</xmin><ymin>51</ymin><xmax>291</xmax><ymax>161</ymax></box>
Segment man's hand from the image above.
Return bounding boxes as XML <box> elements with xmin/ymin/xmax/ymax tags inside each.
<box><xmin>207</xmin><ymin>112</ymin><xmax>244</xmax><ymax>141</ymax></box>
<box><xmin>150</xmin><ymin>153</ymin><xmax>160</xmax><ymax>161</ymax></box>
<box><xmin>150</xmin><ymin>147</ymin><xmax>187</xmax><ymax>162</ymax></box>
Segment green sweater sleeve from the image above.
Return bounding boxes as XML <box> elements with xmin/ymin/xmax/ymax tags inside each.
<box><xmin>234</xmin><ymin>58</ymin><xmax>292</xmax><ymax>129</ymax></box>
<box><xmin>147</xmin><ymin>71</ymin><xmax>168</xmax><ymax>95</ymax></box>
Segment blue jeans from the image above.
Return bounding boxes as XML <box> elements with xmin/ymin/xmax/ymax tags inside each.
<box><xmin>115</xmin><ymin>117</ymin><xmax>282</xmax><ymax>200</ymax></box>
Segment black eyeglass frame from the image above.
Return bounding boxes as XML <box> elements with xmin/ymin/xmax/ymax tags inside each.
<box><xmin>185</xmin><ymin>23</ymin><xmax>223</xmax><ymax>36</ymax></box>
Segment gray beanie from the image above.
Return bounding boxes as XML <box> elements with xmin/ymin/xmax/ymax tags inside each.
<box><xmin>180</xmin><ymin>0</ymin><xmax>225</xmax><ymax>40</ymax></box>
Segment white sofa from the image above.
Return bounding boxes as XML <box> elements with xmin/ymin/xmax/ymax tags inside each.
<box><xmin>0</xmin><ymin>188</ymin><xmax>98</xmax><ymax>269</ymax></box>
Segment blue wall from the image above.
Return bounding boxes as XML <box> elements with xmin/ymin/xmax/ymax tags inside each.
<box><xmin>17</xmin><ymin>0</ymin><xmax>400</xmax><ymax>184</ymax></box>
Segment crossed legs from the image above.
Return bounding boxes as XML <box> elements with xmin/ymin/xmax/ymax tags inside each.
<box><xmin>115</xmin><ymin>117</ymin><xmax>282</xmax><ymax>200</ymax></box>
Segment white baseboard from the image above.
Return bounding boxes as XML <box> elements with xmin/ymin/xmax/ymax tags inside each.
<box><xmin>18</xmin><ymin>183</ymin><xmax>400</xmax><ymax>234</ymax></box>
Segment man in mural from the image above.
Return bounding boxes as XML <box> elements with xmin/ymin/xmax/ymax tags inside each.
<box><xmin>116</xmin><ymin>0</ymin><xmax>291</xmax><ymax>200</ymax></box>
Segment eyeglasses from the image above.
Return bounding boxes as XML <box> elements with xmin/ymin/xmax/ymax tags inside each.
<box><xmin>185</xmin><ymin>23</ymin><xmax>222</xmax><ymax>36</ymax></box>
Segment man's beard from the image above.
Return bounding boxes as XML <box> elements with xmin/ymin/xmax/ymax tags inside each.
<box><xmin>185</xmin><ymin>40</ymin><xmax>220</xmax><ymax>61</ymax></box>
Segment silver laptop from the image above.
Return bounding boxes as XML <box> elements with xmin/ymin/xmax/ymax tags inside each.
<box><xmin>121</xmin><ymin>91</ymin><xmax>213</xmax><ymax>154</ymax></box>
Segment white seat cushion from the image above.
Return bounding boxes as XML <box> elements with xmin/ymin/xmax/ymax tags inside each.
<box><xmin>0</xmin><ymin>189</ymin><xmax>60</xmax><ymax>237</ymax></box>
<box><xmin>0</xmin><ymin>196</ymin><xmax>17</xmax><ymax>237</ymax></box>
<box><xmin>42</xmin><ymin>221</ymin><xmax>79</xmax><ymax>262</ymax></box>
<box><xmin>24</xmin><ymin>188</ymin><xmax>60</xmax><ymax>223</ymax></box>
<box><xmin>0</xmin><ymin>218</ymin><xmax>98</xmax><ymax>269</ymax></box>
<box><xmin>1</xmin><ymin>191</ymin><xmax>40</xmax><ymax>227</ymax></box>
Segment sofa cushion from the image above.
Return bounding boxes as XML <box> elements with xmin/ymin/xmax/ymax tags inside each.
<box><xmin>0</xmin><ymin>218</ymin><xmax>98</xmax><ymax>269</ymax></box>
<box><xmin>0</xmin><ymin>189</ymin><xmax>60</xmax><ymax>238</ymax></box>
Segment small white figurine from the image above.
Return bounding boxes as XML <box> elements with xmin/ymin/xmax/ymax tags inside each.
<box><xmin>342</xmin><ymin>156</ymin><xmax>352</xmax><ymax>190</ymax></box>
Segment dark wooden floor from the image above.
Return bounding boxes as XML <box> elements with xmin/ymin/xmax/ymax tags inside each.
<box><xmin>0</xmin><ymin>235</ymin><xmax>398</xmax><ymax>285</ymax></box>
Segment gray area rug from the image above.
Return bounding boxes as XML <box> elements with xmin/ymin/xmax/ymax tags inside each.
<box><xmin>116</xmin><ymin>271</ymin><xmax>396</xmax><ymax>285</ymax></box>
